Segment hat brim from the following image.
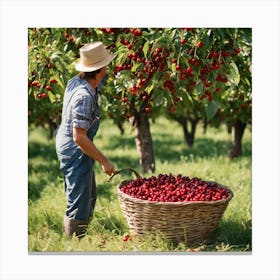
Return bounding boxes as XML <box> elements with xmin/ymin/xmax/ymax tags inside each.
<box><xmin>75</xmin><ymin>53</ymin><xmax>115</xmax><ymax>72</ymax></box>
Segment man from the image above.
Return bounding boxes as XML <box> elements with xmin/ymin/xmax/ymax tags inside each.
<box><xmin>56</xmin><ymin>42</ymin><xmax>115</xmax><ymax>237</ymax></box>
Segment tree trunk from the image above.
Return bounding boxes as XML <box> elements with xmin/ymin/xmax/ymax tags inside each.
<box><xmin>181</xmin><ymin>119</ymin><xmax>199</xmax><ymax>147</ymax></box>
<box><xmin>132</xmin><ymin>113</ymin><xmax>155</xmax><ymax>173</ymax></box>
<box><xmin>202</xmin><ymin>119</ymin><xmax>208</xmax><ymax>134</ymax></box>
<box><xmin>173</xmin><ymin>116</ymin><xmax>199</xmax><ymax>148</ymax></box>
<box><xmin>227</xmin><ymin>123</ymin><xmax>232</xmax><ymax>134</ymax></box>
<box><xmin>117</xmin><ymin>123</ymin><xmax>125</xmax><ymax>135</ymax></box>
<box><xmin>228</xmin><ymin>120</ymin><xmax>246</xmax><ymax>158</ymax></box>
<box><xmin>47</xmin><ymin>122</ymin><xmax>57</xmax><ymax>139</ymax></box>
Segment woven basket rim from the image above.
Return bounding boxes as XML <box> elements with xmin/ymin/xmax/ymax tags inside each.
<box><xmin>117</xmin><ymin>179</ymin><xmax>233</xmax><ymax>206</ymax></box>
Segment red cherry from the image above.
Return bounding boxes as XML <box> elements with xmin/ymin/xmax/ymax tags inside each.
<box><xmin>222</xmin><ymin>51</ymin><xmax>230</xmax><ymax>57</ymax></box>
<box><xmin>31</xmin><ymin>80</ymin><xmax>39</xmax><ymax>87</ymax></box>
<box><xmin>130</xmin><ymin>87</ymin><xmax>137</xmax><ymax>95</ymax></box>
<box><xmin>209</xmin><ymin>51</ymin><xmax>219</xmax><ymax>58</ymax></box>
<box><xmin>121</xmin><ymin>174</ymin><xmax>229</xmax><ymax>202</ymax></box>
<box><xmin>123</xmin><ymin>235</ymin><xmax>131</xmax><ymax>242</ymax></box>
<box><xmin>180</xmin><ymin>38</ymin><xmax>186</xmax><ymax>44</ymax></box>
<box><xmin>134</xmin><ymin>29</ymin><xmax>142</xmax><ymax>36</ymax></box>
<box><xmin>121</xmin><ymin>97</ymin><xmax>128</xmax><ymax>103</ymax></box>
<box><xmin>49</xmin><ymin>79</ymin><xmax>57</xmax><ymax>84</ymax></box>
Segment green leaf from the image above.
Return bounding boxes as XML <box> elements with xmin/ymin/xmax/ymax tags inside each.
<box><xmin>170</xmin><ymin>29</ymin><xmax>177</xmax><ymax>40</ymax></box>
<box><xmin>153</xmin><ymin>92</ymin><xmax>164</xmax><ymax>105</ymax></box>
<box><xmin>50</xmin><ymin>51</ymin><xmax>62</xmax><ymax>60</ymax></box>
<box><xmin>131</xmin><ymin>63</ymin><xmax>140</xmax><ymax>72</ymax></box>
<box><xmin>171</xmin><ymin>63</ymin><xmax>177</xmax><ymax>72</ymax></box>
<box><xmin>179</xmin><ymin>88</ymin><xmax>193</xmax><ymax>108</ymax></box>
<box><xmin>143</xmin><ymin>41</ymin><xmax>149</xmax><ymax>59</ymax></box>
<box><xmin>47</xmin><ymin>91</ymin><xmax>56</xmax><ymax>103</ymax></box>
<box><xmin>180</xmin><ymin>56</ymin><xmax>188</xmax><ymax>65</ymax></box>
<box><xmin>146</xmin><ymin>84</ymin><xmax>154</xmax><ymax>94</ymax></box>
<box><xmin>196</xmin><ymin>81</ymin><xmax>204</xmax><ymax>96</ymax></box>
<box><xmin>114</xmin><ymin>46</ymin><xmax>128</xmax><ymax>65</ymax></box>
<box><xmin>164</xmin><ymin>90</ymin><xmax>174</xmax><ymax>105</ymax></box>
<box><xmin>244</xmin><ymin>77</ymin><xmax>251</xmax><ymax>87</ymax></box>
<box><xmin>192</xmin><ymin>88</ymin><xmax>200</xmax><ymax>101</ymax></box>
<box><xmin>208</xmin><ymin>71</ymin><xmax>216</xmax><ymax>81</ymax></box>
<box><xmin>205</xmin><ymin>100</ymin><xmax>218</xmax><ymax>120</ymax></box>
<box><xmin>229</xmin><ymin>62</ymin><xmax>240</xmax><ymax>85</ymax></box>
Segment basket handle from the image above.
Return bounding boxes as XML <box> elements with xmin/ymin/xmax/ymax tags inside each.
<box><xmin>108</xmin><ymin>168</ymin><xmax>142</xmax><ymax>182</ymax></box>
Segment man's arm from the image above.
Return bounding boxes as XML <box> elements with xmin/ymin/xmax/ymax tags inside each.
<box><xmin>73</xmin><ymin>127</ymin><xmax>115</xmax><ymax>175</ymax></box>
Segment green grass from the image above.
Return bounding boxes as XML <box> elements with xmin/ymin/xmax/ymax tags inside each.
<box><xmin>28</xmin><ymin>116</ymin><xmax>252</xmax><ymax>253</ymax></box>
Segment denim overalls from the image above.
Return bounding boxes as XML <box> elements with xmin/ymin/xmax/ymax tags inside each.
<box><xmin>56</xmin><ymin>75</ymin><xmax>102</xmax><ymax>222</ymax></box>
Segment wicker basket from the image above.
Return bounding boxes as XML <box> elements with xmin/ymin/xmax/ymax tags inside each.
<box><xmin>117</xmin><ymin>178</ymin><xmax>233</xmax><ymax>245</ymax></box>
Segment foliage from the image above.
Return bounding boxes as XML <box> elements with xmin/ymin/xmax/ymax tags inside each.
<box><xmin>28</xmin><ymin>28</ymin><xmax>100</xmax><ymax>135</ymax></box>
<box><xmin>28</xmin><ymin>28</ymin><xmax>252</xmax><ymax>134</ymax></box>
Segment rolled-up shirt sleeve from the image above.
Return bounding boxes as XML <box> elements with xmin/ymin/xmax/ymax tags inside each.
<box><xmin>72</xmin><ymin>92</ymin><xmax>93</xmax><ymax>130</ymax></box>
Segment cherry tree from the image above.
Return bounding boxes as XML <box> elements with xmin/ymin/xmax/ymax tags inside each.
<box><xmin>28</xmin><ymin>28</ymin><xmax>251</xmax><ymax>172</ymax></box>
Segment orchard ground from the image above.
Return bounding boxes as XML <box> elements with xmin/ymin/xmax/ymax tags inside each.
<box><xmin>28</xmin><ymin>116</ymin><xmax>252</xmax><ymax>252</ymax></box>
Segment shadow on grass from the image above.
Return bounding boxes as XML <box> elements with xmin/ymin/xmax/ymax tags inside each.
<box><xmin>107</xmin><ymin>134</ymin><xmax>135</xmax><ymax>151</ymax></box>
<box><xmin>92</xmin><ymin>213</ymin><xmax>128</xmax><ymax>236</ymax></box>
<box><xmin>96</xmin><ymin>182</ymin><xmax>116</xmax><ymax>201</ymax></box>
<box><xmin>101</xmin><ymin>129</ymin><xmax>251</xmax><ymax>165</ymax></box>
<box><xmin>28</xmin><ymin>140</ymin><xmax>61</xmax><ymax>201</ymax></box>
<box><xmin>153</xmin><ymin>137</ymin><xmax>252</xmax><ymax>162</ymax></box>
<box><xmin>28</xmin><ymin>176</ymin><xmax>51</xmax><ymax>201</ymax></box>
<box><xmin>28</xmin><ymin>140</ymin><xmax>57</xmax><ymax>160</ymax></box>
<box><xmin>109</xmin><ymin>155</ymin><xmax>140</xmax><ymax>171</ymax></box>
<box><xmin>207</xmin><ymin>218</ymin><xmax>252</xmax><ymax>250</ymax></box>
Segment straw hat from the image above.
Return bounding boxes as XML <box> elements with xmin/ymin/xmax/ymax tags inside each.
<box><xmin>75</xmin><ymin>42</ymin><xmax>115</xmax><ymax>72</ymax></box>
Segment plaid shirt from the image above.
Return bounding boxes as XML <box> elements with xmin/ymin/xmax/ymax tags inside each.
<box><xmin>59</xmin><ymin>75</ymin><xmax>100</xmax><ymax>135</ymax></box>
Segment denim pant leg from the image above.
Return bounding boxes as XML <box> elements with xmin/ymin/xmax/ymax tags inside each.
<box><xmin>59</xmin><ymin>151</ymin><xmax>97</xmax><ymax>221</ymax></box>
<box><xmin>89</xmin><ymin>171</ymin><xmax>97</xmax><ymax>220</ymax></box>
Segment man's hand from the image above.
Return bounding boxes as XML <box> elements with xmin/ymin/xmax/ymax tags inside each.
<box><xmin>102</xmin><ymin>160</ymin><xmax>115</xmax><ymax>176</ymax></box>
